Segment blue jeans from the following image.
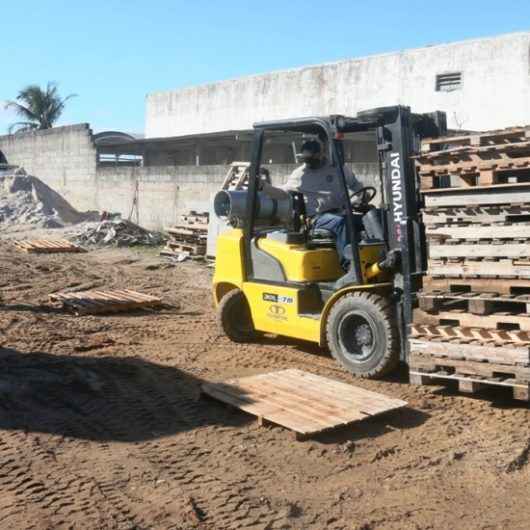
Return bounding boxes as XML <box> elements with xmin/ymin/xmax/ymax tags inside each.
<box><xmin>313</xmin><ymin>213</ymin><xmax>349</xmax><ymax>269</ymax></box>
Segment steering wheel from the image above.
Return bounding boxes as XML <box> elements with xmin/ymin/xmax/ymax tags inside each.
<box><xmin>349</xmin><ymin>186</ymin><xmax>377</xmax><ymax>211</ymax></box>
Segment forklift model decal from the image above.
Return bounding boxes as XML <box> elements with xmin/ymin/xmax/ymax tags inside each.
<box><xmin>262</xmin><ymin>293</ymin><xmax>293</xmax><ymax>305</ymax></box>
<box><xmin>390</xmin><ymin>152</ymin><xmax>403</xmax><ymax>242</ymax></box>
<box><xmin>267</xmin><ymin>304</ymin><xmax>288</xmax><ymax>321</ymax></box>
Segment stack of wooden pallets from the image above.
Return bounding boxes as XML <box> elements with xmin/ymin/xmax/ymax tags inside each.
<box><xmin>410</xmin><ymin>127</ymin><xmax>530</xmax><ymax>401</ymax></box>
<box><xmin>161</xmin><ymin>211</ymin><xmax>209</xmax><ymax>258</ymax></box>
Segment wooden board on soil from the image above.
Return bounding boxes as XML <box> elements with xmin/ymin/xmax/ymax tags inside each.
<box><xmin>14</xmin><ymin>239</ymin><xmax>86</xmax><ymax>253</ymax></box>
<box><xmin>201</xmin><ymin>369</ymin><xmax>407</xmax><ymax>440</ymax></box>
<box><xmin>49</xmin><ymin>289</ymin><xmax>162</xmax><ymax>315</ymax></box>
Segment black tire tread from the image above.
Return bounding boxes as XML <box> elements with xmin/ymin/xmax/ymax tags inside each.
<box><xmin>326</xmin><ymin>291</ymin><xmax>399</xmax><ymax>379</ymax></box>
<box><xmin>217</xmin><ymin>288</ymin><xmax>255</xmax><ymax>343</ymax></box>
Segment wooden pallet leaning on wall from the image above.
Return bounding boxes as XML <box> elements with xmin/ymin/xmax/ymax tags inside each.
<box><xmin>221</xmin><ymin>162</ymin><xmax>251</xmax><ymax>190</ymax></box>
<box><xmin>14</xmin><ymin>239</ymin><xmax>86</xmax><ymax>253</ymax></box>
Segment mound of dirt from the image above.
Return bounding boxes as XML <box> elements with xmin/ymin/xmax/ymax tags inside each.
<box><xmin>0</xmin><ymin>166</ymin><xmax>97</xmax><ymax>228</ymax></box>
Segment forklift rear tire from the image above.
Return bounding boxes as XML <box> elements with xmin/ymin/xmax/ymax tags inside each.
<box><xmin>326</xmin><ymin>291</ymin><xmax>399</xmax><ymax>379</ymax></box>
<box><xmin>217</xmin><ymin>288</ymin><xmax>256</xmax><ymax>343</ymax></box>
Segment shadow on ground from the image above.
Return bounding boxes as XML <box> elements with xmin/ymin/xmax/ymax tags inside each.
<box><xmin>0</xmin><ymin>346</ymin><xmax>249</xmax><ymax>442</ymax></box>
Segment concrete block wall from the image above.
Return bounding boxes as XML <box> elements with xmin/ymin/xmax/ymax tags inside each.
<box><xmin>95</xmin><ymin>162</ymin><xmax>379</xmax><ymax>230</ymax></box>
<box><xmin>0</xmin><ymin>124</ymin><xmax>379</xmax><ymax>231</ymax></box>
<box><xmin>146</xmin><ymin>32</ymin><xmax>530</xmax><ymax>136</ymax></box>
<box><xmin>0</xmin><ymin>124</ymin><xmax>98</xmax><ymax>211</ymax></box>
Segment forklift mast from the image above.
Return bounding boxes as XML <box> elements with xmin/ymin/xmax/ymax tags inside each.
<box><xmin>375</xmin><ymin>106</ymin><xmax>446</xmax><ymax>360</ymax></box>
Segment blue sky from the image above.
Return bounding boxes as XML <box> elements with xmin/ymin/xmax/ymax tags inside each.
<box><xmin>1</xmin><ymin>0</ymin><xmax>529</xmax><ymax>134</ymax></box>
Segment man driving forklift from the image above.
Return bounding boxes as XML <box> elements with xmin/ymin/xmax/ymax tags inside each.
<box><xmin>261</xmin><ymin>138</ymin><xmax>374</xmax><ymax>287</ymax></box>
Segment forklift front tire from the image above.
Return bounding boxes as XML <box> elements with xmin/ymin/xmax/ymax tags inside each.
<box><xmin>217</xmin><ymin>288</ymin><xmax>256</xmax><ymax>343</ymax></box>
<box><xmin>326</xmin><ymin>291</ymin><xmax>399</xmax><ymax>379</ymax></box>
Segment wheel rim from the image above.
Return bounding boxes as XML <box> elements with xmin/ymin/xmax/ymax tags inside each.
<box><xmin>337</xmin><ymin>310</ymin><xmax>378</xmax><ymax>362</ymax></box>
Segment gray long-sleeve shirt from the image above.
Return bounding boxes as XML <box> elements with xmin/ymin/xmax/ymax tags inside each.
<box><xmin>279</xmin><ymin>163</ymin><xmax>361</xmax><ymax>217</ymax></box>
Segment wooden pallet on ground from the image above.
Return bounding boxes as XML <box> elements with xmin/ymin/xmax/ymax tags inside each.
<box><xmin>162</xmin><ymin>211</ymin><xmax>209</xmax><ymax>258</ymax></box>
<box><xmin>175</xmin><ymin>211</ymin><xmax>209</xmax><ymax>229</ymax></box>
<box><xmin>422</xmin><ymin>276</ymin><xmax>530</xmax><ymax>295</ymax></box>
<box><xmin>49</xmin><ymin>289</ymin><xmax>162</xmax><ymax>315</ymax></box>
<box><xmin>414</xmin><ymin>306</ymin><xmax>530</xmax><ymax>332</ymax></box>
<box><xmin>418</xmin><ymin>291</ymin><xmax>530</xmax><ymax>315</ymax></box>
<box><xmin>201</xmin><ymin>369</ymin><xmax>407</xmax><ymax>441</ymax></box>
<box><xmin>408</xmin><ymin>351</ymin><xmax>530</xmax><ymax>401</ymax></box>
<box><xmin>165</xmin><ymin>241</ymin><xmax>205</xmax><ymax>255</ymax></box>
<box><xmin>13</xmin><ymin>239</ymin><xmax>86</xmax><ymax>254</ymax></box>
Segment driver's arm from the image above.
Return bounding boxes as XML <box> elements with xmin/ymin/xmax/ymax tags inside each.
<box><xmin>260</xmin><ymin>166</ymin><xmax>300</xmax><ymax>200</ymax></box>
<box><xmin>260</xmin><ymin>181</ymin><xmax>290</xmax><ymax>200</ymax></box>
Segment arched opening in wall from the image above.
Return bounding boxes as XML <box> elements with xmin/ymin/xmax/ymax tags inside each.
<box><xmin>0</xmin><ymin>150</ymin><xmax>7</xmax><ymax>165</ymax></box>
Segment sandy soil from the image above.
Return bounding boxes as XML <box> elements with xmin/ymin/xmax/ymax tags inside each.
<box><xmin>0</xmin><ymin>235</ymin><xmax>529</xmax><ymax>530</ymax></box>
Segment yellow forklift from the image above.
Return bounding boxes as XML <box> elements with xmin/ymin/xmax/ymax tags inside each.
<box><xmin>212</xmin><ymin>106</ymin><xmax>445</xmax><ymax>378</ymax></box>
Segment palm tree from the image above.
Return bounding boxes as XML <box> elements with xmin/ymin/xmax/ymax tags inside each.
<box><xmin>5</xmin><ymin>82</ymin><xmax>76</xmax><ymax>134</ymax></box>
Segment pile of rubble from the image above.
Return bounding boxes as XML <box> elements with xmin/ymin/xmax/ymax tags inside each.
<box><xmin>0</xmin><ymin>166</ymin><xmax>97</xmax><ymax>228</ymax></box>
<box><xmin>71</xmin><ymin>218</ymin><xmax>164</xmax><ymax>247</ymax></box>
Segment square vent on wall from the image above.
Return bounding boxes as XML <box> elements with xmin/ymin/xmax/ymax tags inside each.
<box><xmin>435</xmin><ymin>72</ymin><xmax>462</xmax><ymax>92</ymax></box>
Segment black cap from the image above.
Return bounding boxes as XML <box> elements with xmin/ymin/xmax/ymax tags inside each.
<box><xmin>300</xmin><ymin>140</ymin><xmax>321</xmax><ymax>154</ymax></box>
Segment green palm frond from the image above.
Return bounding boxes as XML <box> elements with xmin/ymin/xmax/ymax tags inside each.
<box><xmin>5</xmin><ymin>82</ymin><xmax>77</xmax><ymax>133</ymax></box>
<box><xmin>8</xmin><ymin>121</ymin><xmax>39</xmax><ymax>134</ymax></box>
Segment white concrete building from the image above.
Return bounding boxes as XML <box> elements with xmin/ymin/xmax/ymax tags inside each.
<box><xmin>146</xmin><ymin>31</ymin><xmax>530</xmax><ymax>137</ymax></box>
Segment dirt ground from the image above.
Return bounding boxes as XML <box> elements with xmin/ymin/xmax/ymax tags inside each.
<box><xmin>0</xmin><ymin>234</ymin><xmax>529</xmax><ymax>530</ymax></box>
